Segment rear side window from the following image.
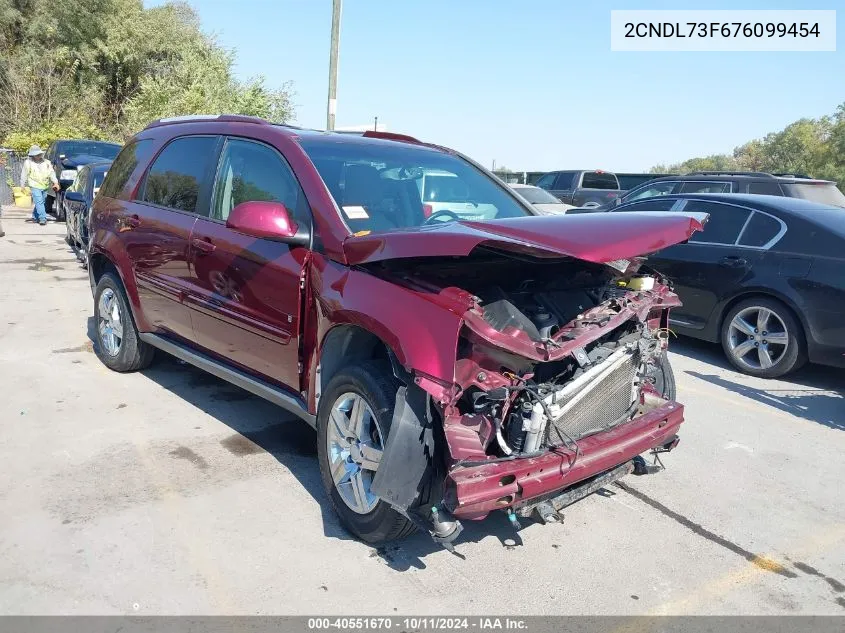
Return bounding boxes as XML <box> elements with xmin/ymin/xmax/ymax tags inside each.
<box><xmin>99</xmin><ymin>139</ymin><xmax>154</xmax><ymax>200</ymax></box>
<box><xmin>68</xmin><ymin>167</ymin><xmax>88</xmax><ymax>194</ymax></box>
<box><xmin>781</xmin><ymin>182</ymin><xmax>845</xmax><ymax>207</ymax></box>
<box><xmin>747</xmin><ymin>182</ymin><xmax>783</xmax><ymax>196</ymax></box>
<box><xmin>141</xmin><ymin>136</ymin><xmax>218</xmax><ymax>213</ymax></box>
<box><xmin>535</xmin><ymin>172</ymin><xmax>557</xmax><ymax>190</ymax></box>
<box><xmin>738</xmin><ymin>212</ymin><xmax>783</xmax><ymax>247</ymax></box>
<box><xmin>616</xmin><ymin>198</ymin><xmax>677</xmax><ymax>212</ymax></box>
<box><xmin>617</xmin><ymin>174</ymin><xmax>657</xmax><ymax>190</ymax></box>
<box><xmin>623</xmin><ymin>181</ymin><xmax>678</xmax><ymax>202</ymax></box>
<box><xmin>554</xmin><ymin>171</ymin><xmax>577</xmax><ymax>189</ymax></box>
<box><xmin>683</xmin><ymin>200</ymin><xmax>751</xmax><ymax>244</ymax></box>
<box><xmin>680</xmin><ymin>181</ymin><xmax>731</xmax><ymax>194</ymax></box>
<box><xmin>581</xmin><ymin>171</ymin><xmax>619</xmax><ymax>189</ymax></box>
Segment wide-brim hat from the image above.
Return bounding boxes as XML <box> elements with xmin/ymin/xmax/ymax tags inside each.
<box><xmin>27</xmin><ymin>145</ymin><xmax>44</xmax><ymax>157</ymax></box>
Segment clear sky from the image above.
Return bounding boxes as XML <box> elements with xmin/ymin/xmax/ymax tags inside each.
<box><xmin>149</xmin><ymin>0</ymin><xmax>844</xmax><ymax>172</ymax></box>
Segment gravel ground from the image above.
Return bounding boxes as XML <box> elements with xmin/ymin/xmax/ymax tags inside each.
<box><xmin>1</xmin><ymin>205</ymin><xmax>843</xmax><ymax>615</ymax></box>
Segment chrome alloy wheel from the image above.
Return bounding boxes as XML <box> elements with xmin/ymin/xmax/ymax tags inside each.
<box><xmin>97</xmin><ymin>288</ymin><xmax>124</xmax><ymax>357</ymax></box>
<box><xmin>326</xmin><ymin>392</ymin><xmax>385</xmax><ymax>514</ymax></box>
<box><xmin>727</xmin><ymin>306</ymin><xmax>789</xmax><ymax>371</ymax></box>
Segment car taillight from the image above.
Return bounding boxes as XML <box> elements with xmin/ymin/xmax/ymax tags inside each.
<box><xmin>423</xmin><ymin>203</ymin><xmax>433</xmax><ymax>218</ymax></box>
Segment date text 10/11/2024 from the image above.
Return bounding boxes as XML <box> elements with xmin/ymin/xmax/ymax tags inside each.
<box><xmin>307</xmin><ymin>617</ymin><xmax>529</xmax><ymax>630</ymax></box>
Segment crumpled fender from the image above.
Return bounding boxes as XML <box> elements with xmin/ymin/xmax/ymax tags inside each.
<box><xmin>308</xmin><ymin>258</ymin><xmax>465</xmax><ymax>402</ymax></box>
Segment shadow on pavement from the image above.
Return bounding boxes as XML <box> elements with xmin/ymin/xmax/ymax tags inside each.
<box><xmin>671</xmin><ymin>336</ymin><xmax>844</xmax><ymax>392</ymax></box>
<box><xmin>83</xmin><ymin>320</ymin><xmax>531</xmax><ymax>570</ymax></box>
<box><xmin>685</xmin><ymin>370</ymin><xmax>844</xmax><ymax>431</ymax></box>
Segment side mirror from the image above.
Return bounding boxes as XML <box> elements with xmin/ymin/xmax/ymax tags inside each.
<box><xmin>64</xmin><ymin>191</ymin><xmax>86</xmax><ymax>204</ymax></box>
<box><xmin>226</xmin><ymin>201</ymin><xmax>308</xmax><ymax>245</ymax></box>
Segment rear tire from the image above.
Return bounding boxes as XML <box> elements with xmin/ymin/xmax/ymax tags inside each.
<box><xmin>93</xmin><ymin>272</ymin><xmax>155</xmax><ymax>372</ymax></box>
<box><xmin>720</xmin><ymin>297</ymin><xmax>806</xmax><ymax>378</ymax></box>
<box><xmin>317</xmin><ymin>362</ymin><xmax>416</xmax><ymax>544</ymax></box>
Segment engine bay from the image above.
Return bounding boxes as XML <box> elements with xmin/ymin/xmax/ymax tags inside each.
<box><xmin>365</xmin><ymin>249</ymin><xmax>675</xmax><ymax>460</ymax></box>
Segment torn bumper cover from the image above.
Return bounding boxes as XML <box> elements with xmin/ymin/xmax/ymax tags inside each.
<box><xmin>442</xmin><ymin>398</ymin><xmax>684</xmax><ymax>520</ymax></box>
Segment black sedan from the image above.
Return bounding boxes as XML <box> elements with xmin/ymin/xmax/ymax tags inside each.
<box><xmin>62</xmin><ymin>161</ymin><xmax>111</xmax><ymax>266</ymax></box>
<box><xmin>44</xmin><ymin>140</ymin><xmax>121</xmax><ymax>220</ymax></box>
<box><xmin>611</xmin><ymin>193</ymin><xmax>845</xmax><ymax>377</ymax></box>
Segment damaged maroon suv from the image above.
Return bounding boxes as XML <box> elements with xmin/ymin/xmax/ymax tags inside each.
<box><xmin>88</xmin><ymin>115</ymin><xmax>705</xmax><ymax>548</ymax></box>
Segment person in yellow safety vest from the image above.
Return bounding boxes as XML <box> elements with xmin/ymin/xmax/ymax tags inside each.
<box><xmin>20</xmin><ymin>145</ymin><xmax>59</xmax><ymax>226</ymax></box>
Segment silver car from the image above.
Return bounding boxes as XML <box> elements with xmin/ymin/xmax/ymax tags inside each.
<box><xmin>510</xmin><ymin>184</ymin><xmax>575</xmax><ymax>215</ymax></box>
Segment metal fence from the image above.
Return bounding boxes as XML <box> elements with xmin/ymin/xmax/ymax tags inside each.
<box><xmin>0</xmin><ymin>150</ymin><xmax>25</xmax><ymax>205</ymax></box>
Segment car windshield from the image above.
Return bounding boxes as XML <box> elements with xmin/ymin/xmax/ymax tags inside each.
<box><xmin>514</xmin><ymin>186</ymin><xmax>560</xmax><ymax>204</ymax></box>
<box><xmin>781</xmin><ymin>182</ymin><xmax>845</xmax><ymax>207</ymax></box>
<box><xmin>58</xmin><ymin>141</ymin><xmax>121</xmax><ymax>160</ymax></box>
<box><xmin>298</xmin><ymin>137</ymin><xmax>532</xmax><ymax>232</ymax></box>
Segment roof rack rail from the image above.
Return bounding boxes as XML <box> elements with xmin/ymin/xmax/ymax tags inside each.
<box><xmin>687</xmin><ymin>171</ymin><xmax>775</xmax><ymax>178</ymax></box>
<box><xmin>144</xmin><ymin>114</ymin><xmax>270</xmax><ymax>129</ymax></box>
<box><xmin>771</xmin><ymin>172</ymin><xmax>813</xmax><ymax>179</ymax></box>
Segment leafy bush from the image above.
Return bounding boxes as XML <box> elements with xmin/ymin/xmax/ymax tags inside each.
<box><xmin>3</xmin><ymin>123</ymin><xmax>113</xmax><ymax>154</ymax></box>
<box><xmin>652</xmin><ymin>104</ymin><xmax>845</xmax><ymax>185</ymax></box>
<box><xmin>0</xmin><ymin>0</ymin><xmax>294</xmax><ymax>147</ymax></box>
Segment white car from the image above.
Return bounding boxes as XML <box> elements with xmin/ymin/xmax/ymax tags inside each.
<box><xmin>417</xmin><ymin>170</ymin><xmax>497</xmax><ymax>221</ymax></box>
<box><xmin>509</xmin><ymin>183</ymin><xmax>575</xmax><ymax>215</ymax></box>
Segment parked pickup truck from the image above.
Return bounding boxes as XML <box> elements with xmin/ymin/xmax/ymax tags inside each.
<box><xmin>535</xmin><ymin>170</ymin><xmax>625</xmax><ymax>208</ymax></box>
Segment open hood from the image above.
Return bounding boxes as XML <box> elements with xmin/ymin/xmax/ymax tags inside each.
<box><xmin>343</xmin><ymin>211</ymin><xmax>707</xmax><ymax>266</ymax></box>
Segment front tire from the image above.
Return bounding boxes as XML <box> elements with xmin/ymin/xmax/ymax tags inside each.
<box><xmin>721</xmin><ymin>297</ymin><xmax>806</xmax><ymax>378</ymax></box>
<box><xmin>317</xmin><ymin>362</ymin><xmax>416</xmax><ymax>544</ymax></box>
<box><xmin>93</xmin><ymin>272</ymin><xmax>155</xmax><ymax>372</ymax></box>
<box><xmin>55</xmin><ymin>192</ymin><xmax>65</xmax><ymax>221</ymax></box>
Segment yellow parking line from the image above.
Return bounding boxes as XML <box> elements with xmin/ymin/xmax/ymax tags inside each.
<box><xmin>649</xmin><ymin>524</ymin><xmax>845</xmax><ymax>615</ymax></box>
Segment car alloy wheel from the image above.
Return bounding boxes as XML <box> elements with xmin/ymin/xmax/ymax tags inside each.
<box><xmin>97</xmin><ymin>287</ymin><xmax>124</xmax><ymax>357</ymax></box>
<box><xmin>726</xmin><ymin>306</ymin><xmax>789</xmax><ymax>371</ymax></box>
<box><xmin>325</xmin><ymin>392</ymin><xmax>384</xmax><ymax>514</ymax></box>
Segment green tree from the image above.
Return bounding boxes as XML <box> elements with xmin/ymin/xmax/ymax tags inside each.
<box><xmin>652</xmin><ymin>104</ymin><xmax>845</xmax><ymax>185</ymax></box>
<box><xmin>0</xmin><ymin>0</ymin><xmax>294</xmax><ymax>148</ymax></box>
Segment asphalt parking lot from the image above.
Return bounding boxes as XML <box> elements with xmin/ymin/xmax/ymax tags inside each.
<box><xmin>1</xmin><ymin>205</ymin><xmax>843</xmax><ymax>616</ymax></box>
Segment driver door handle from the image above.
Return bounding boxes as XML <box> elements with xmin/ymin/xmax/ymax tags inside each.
<box><xmin>719</xmin><ymin>255</ymin><xmax>748</xmax><ymax>268</ymax></box>
<box><xmin>192</xmin><ymin>237</ymin><xmax>216</xmax><ymax>255</ymax></box>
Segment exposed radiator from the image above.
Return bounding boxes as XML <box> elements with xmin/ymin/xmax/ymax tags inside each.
<box><xmin>520</xmin><ymin>345</ymin><xmax>642</xmax><ymax>453</ymax></box>
<box><xmin>545</xmin><ymin>349</ymin><xmax>640</xmax><ymax>444</ymax></box>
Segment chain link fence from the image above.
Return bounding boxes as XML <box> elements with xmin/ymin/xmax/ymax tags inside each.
<box><xmin>0</xmin><ymin>150</ymin><xmax>25</xmax><ymax>205</ymax></box>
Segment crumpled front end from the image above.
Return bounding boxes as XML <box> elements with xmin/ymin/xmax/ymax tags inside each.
<box><xmin>369</xmin><ymin>249</ymin><xmax>687</xmax><ymax>542</ymax></box>
<box><xmin>439</xmin><ymin>265</ymin><xmax>685</xmax><ymax>520</ymax></box>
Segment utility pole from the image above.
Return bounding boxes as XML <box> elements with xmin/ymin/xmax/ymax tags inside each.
<box><xmin>373</xmin><ymin>116</ymin><xmax>378</xmax><ymax>131</ymax></box>
<box><xmin>326</xmin><ymin>0</ymin><xmax>343</xmax><ymax>130</ymax></box>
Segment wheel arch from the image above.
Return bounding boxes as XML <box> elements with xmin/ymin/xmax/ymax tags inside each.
<box><xmin>315</xmin><ymin>324</ymin><xmax>410</xmax><ymax>413</ymax></box>
<box><xmin>88</xmin><ymin>245</ymin><xmax>150</xmax><ymax>331</ymax></box>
